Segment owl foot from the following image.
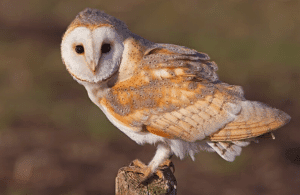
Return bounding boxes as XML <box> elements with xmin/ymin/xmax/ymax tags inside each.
<box><xmin>128</xmin><ymin>159</ymin><xmax>158</xmax><ymax>181</ymax></box>
<box><xmin>158</xmin><ymin>158</ymin><xmax>175</xmax><ymax>174</ymax></box>
<box><xmin>125</xmin><ymin>159</ymin><xmax>174</xmax><ymax>186</ymax></box>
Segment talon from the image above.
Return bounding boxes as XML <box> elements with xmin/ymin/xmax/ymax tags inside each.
<box><xmin>125</xmin><ymin>159</ymin><xmax>154</xmax><ymax>183</ymax></box>
<box><xmin>169</xmin><ymin>161</ymin><xmax>175</xmax><ymax>173</ymax></box>
<box><xmin>155</xmin><ymin>170</ymin><xmax>164</xmax><ymax>179</ymax></box>
<box><xmin>125</xmin><ymin>158</ymin><xmax>175</xmax><ymax>186</ymax></box>
<box><xmin>129</xmin><ymin>159</ymin><xmax>147</xmax><ymax>168</ymax></box>
<box><xmin>158</xmin><ymin>159</ymin><xmax>175</xmax><ymax>173</ymax></box>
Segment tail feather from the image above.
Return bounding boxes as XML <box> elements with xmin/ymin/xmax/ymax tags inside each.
<box><xmin>209</xmin><ymin>101</ymin><xmax>291</xmax><ymax>141</ymax></box>
<box><xmin>207</xmin><ymin>141</ymin><xmax>250</xmax><ymax>162</ymax></box>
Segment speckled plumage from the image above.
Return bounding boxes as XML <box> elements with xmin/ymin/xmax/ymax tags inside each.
<box><xmin>61</xmin><ymin>8</ymin><xmax>291</xmax><ymax>179</ymax></box>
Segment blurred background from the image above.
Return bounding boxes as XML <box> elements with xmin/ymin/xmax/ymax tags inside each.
<box><xmin>0</xmin><ymin>0</ymin><xmax>299</xmax><ymax>194</ymax></box>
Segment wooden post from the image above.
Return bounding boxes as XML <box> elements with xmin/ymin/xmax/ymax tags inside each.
<box><xmin>115</xmin><ymin>160</ymin><xmax>177</xmax><ymax>195</ymax></box>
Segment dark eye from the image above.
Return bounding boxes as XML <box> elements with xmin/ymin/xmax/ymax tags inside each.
<box><xmin>101</xmin><ymin>43</ymin><xmax>111</xmax><ymax>54</ymax></box>
<box><xmin>75</xmin><ymin>45</ymin><xmax>84</xmax><ymax>54</ymax></box>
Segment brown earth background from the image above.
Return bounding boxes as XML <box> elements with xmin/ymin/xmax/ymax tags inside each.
<box><xmin>0</xmin><ymin>0</ymin><xmax>299</xmax><ymax>194</ymax></box>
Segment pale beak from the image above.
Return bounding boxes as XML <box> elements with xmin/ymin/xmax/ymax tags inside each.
<box><xmin>87</xmin><ymin>60</ymin><xmax>98</xmax><ymax>73</ymax></box>
<box><xmin>84</xmin><ymin>40</ymin><xmax>101</xmax><ymax>73</ymax></box>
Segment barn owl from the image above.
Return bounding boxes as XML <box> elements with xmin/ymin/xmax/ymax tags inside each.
<box><xmin>61</xmin><ymin>8</ymin><xmax>291</xmax><ymax>181</ymax></box>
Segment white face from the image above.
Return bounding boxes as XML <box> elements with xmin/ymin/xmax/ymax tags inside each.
<box><xmin>61</xmin><ymin>26</ymin><xmax>124</xmax><ymax>83</ymax></box>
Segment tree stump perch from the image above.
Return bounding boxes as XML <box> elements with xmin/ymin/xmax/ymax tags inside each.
<box><xmin>115</xmin><ymin>160</ymin><xmax>177</xmax><ymax>195</ymax></box>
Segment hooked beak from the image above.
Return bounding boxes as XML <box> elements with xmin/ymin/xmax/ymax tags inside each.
<box><xmin>86</xmin><ymin>55</ymin><xmax>100</xmax><ymax>73</ymax></box>
<box><xmin>87</xmin><ymin>60</ymin><xmax>98</xmax><ymax>73</ymax></box>
<box><xmin>84</xmin><ymin>37</ymin><xmax>101</xmax><ymax>74</ymax></box>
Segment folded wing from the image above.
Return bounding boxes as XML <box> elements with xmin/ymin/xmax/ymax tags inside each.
<box><xmin>104</xmin><ymin>43</ymin><xmax>290</xmax><ymax>143</ymax></box>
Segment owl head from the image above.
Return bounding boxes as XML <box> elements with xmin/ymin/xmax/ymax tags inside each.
<box><xmin>61</xmin><ymin>8</ymin><xmax>131</xmax><ymax>83</ymax></box>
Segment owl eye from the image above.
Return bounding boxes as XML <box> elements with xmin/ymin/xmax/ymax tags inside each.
<box><xmin>75</xmin><ymin>45</ymin><xmax>84</xmax><ymax>54</ymax></box>
<box><xmin>101</xmin><ymin>43</ymin><xmax>111</xmax><ymax>54</ymax></box>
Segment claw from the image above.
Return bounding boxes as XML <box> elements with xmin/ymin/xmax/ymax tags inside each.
<box><xmin>169</xmin><ymin>161</ymin><xmax>175</xmax><ymax>173</ymax></box>
<box><xmin>159</xmin><ymin>159</ymin><xmax>175</xmax><ymax>173</ymax></box>
<box><xmin>127</xmin><ymin>159</ymin><xmax>154</xmax><ymax>184</ymax></box>
<box><xmin>129</xmin><ymin>159</ymin><xmax>147</xmax><ymax>168</ymax></box>
<box><xmin>124</xmin><ymin>159</ymin><xmax>176</xmax><ymax>186</ymax></box>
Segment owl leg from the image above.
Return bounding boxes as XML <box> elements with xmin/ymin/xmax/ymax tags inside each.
<box><xmin>126</xmin><ymin>144</ymin><xmax>172</xmax><ymax>183</ymax></box>
<box><xmin>146</xmin><ymin>144</ymin><xmax>172</xmax><ymax>179</ymax></box>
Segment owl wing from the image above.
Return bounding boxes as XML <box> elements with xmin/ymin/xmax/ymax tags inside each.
<box><xmin>103</xmin><ymin>43</ymin><xmax>290</xmax><ymax>142</ymax></box>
